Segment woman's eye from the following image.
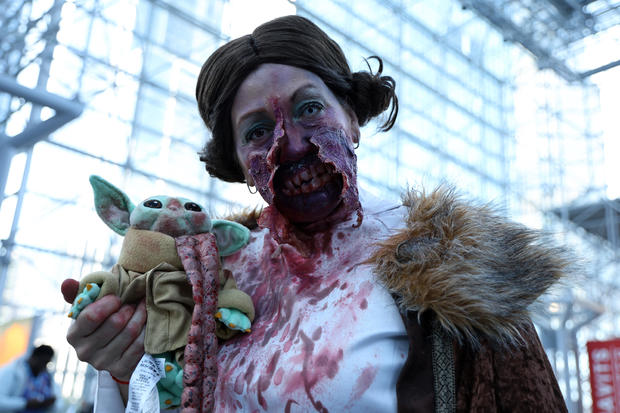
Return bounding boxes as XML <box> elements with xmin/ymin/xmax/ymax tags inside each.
<box><xmin>299</xmin><ymin>102</ymin><xmax>324</xmax><ymax>118</ymax></box>
<box><xmin>143</xmin><ymin>199</ymin><xmax>162</xmax><ymax>209</ymax></box>
<box><xmin>245</xmin><ymin>125</ymin><xmax>271</xmax><ymax>142</ymax></box>
<box><xmin>184</xmin><ymin>202</ymin><xmax>202</xmax><ymax>212</ymax></box>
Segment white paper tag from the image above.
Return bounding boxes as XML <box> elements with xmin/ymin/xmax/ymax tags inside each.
<box><xmin>125</xmin><ymin>354</ymin><xmax>166</xmax><ymax>413</ymax></box>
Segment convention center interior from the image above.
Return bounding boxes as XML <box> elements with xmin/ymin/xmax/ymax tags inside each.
<box><xmin>1</xmin><ymin>0</ymin><xmax>619</xmax><ymax>411</ymax></box>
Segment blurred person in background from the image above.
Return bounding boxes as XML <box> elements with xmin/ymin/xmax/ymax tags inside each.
<box><xmin>0</xmin><ymin>344</ymin><xmax>60</xmax><ymax>412</ymax></box>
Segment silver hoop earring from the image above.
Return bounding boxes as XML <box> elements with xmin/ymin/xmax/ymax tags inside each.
<box><xmin>247</xmin><ymin>182</ymin><xmax>257</xmax><ymax>194</ymax></box>
<box><xmin>353</xmin><ymin>141</ymin><xmax>360</xmax><ymax>150</ymax></box>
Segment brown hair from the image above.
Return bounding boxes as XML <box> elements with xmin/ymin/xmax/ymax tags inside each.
<box><xmin>31</xmin><ymin>344</ymin><xmax>54</xmax><ymax>359</ymax></box>
<box><xmin>196</xmin><ymin>15</ymin><xmax>398</xmax><ymax>183</ymax></box>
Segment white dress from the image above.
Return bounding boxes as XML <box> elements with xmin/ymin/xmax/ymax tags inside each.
<box><xmin>95</xmin><ymin>191</ymin><xmax>408</xmax><ymax>412</ymax></box>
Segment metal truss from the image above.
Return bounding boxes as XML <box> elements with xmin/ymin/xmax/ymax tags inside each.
<box><xmin>0</xmin><ymin>73</ymin><xmax>84</xmax><ymax>210</ymax></box>
<box><xmin>554</xmin><ymin>198</ymin><xmax>620</xmax><ymax>248</ymax></box>
<box><xmin>459</xmin><ymin>0</ymin><xmax>620</xmax><ymax>81</ymax></box>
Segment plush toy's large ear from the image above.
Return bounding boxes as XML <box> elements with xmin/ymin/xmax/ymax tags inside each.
<box><xmin>211</xmin><ymin>219</ymin><xmax>250</xmax><ymax>256</ymax></box>
<box><xmin>89</xmin><ymin>175</ymin><xmax>134</xmax><ymax>236</ymax></box>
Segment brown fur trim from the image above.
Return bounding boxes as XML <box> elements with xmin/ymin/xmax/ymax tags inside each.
<box><xmin>368</xmin><ymin>185</ymin><xmax>572</xmax><ymax>347</ymax></box>
<box><xmin>221</xmin><ymin>207</ymin><xmax>263</xmax><ymax>230</ymax></box>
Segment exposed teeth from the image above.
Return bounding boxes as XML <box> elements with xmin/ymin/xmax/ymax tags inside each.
<box><xmin>309</xmin><ymin>176</ymin><xmax>322</xmax><ymax>191</ymax></box>
<box><xmin>282</xmin><ymin>164</ymin><xmax>333</xmax><ymax>196</ymax></box>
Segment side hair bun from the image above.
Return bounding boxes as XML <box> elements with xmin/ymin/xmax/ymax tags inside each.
<box><xmin>350</xmin><ymin>56</ymin><xmax>398</xmax><ymax>131</ymax></box>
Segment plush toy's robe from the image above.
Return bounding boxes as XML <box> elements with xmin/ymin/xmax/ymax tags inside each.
<box><xmin>77</xmin><ymin>228</ymin><xmax>255</xmax><ymax>360</ymax></box>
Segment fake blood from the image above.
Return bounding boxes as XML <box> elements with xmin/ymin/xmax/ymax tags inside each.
<box><xmin>279</xmin><ymin>331</ymin><xmax>341</xmax><ymax>413</ymax></box>
<box><xmin>248</xmin><ymin>100</ymin><xmax>284</xmax><ymax>206</ymax></box>
<box><xmin>349</xmin><ymin>365</ymin><xmax>379</xmax><ymax>406</ymax></box>
<box><xmin>309</xmin><ymin>127</ymin><xmax>362</xmax><ymax>228</ymax></box>
<box><xmin>274</xmin><ymin>368</ymin><xmax>284</xmax><ymax>385</ymax></box>
<box><xmin>257</xmin><ymin>350</ymin><xmax>281</xmax><ymax>409</ymax></box>
<box><xmin>213</xmin><ymin>218</ymin><xmax>379</xmax><ymax>411</ymax></box>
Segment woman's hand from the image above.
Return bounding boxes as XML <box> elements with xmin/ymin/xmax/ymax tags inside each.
<box><xmin>63</xmin><ymin>278</ymin><xmax>147</xmax><ymax>381</ymax></box>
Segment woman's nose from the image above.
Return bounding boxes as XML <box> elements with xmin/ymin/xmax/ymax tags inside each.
<box><xmin>277</xmin><ymin>123</ymin><xmax>313</xmax><ymax>162</ymax></box>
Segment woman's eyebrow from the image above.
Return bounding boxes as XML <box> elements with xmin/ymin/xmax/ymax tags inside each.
<box><xmin>236</xmin><ymin>108</ymin><xmax>269</xmax><ymax>131</ymax></box>
<box><xmin>290</xmin><ymin>84</ymin><xmax>322</xmax><ymax>102</ymax></box>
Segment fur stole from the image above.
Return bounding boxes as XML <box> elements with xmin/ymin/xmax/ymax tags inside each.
<box><xmin>225</xmin><ymin>186</ymin><xmax>572</xmax><ymax>348</ymax></box>
<box><xmin>368</xmin><ymin>185</ymin><xmax>572</xmax><ymax>347</ymax></box>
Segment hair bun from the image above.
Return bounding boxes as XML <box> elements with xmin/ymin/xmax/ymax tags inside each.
<box><xmin>350</xmin><ymin>56</ymin><xmax>398</xmax><ymax>131</ymax></box>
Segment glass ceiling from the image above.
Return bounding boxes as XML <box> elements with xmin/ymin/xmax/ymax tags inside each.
<box><xmin>459</xmin><ymin>0</ymin><xmax>620</xmax><ymax>80</ymax></box>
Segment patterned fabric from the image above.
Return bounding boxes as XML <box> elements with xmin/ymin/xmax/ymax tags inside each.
<box><xmin>454</xmin><ymin>321</ymin><xmax>568</xmax><ymax>413</ymax></box>
<box><xmin>396</xmin><ymin>312</ymin><xmax>567</xmax><ymax>413</ymax></box>
<box><xmin>21</xmin><ymin>369</ymin><xmax>53</xmax><ymax>413</ymax></box>
<box><xmin>432</xmin><ymin>319</ymin><xmax>456</xmax><ymax>413</ymax></box>
<box><xmin>176</xmin><ymin>232</ymin><xmax>220</xmax><ymax>413</ymax></box>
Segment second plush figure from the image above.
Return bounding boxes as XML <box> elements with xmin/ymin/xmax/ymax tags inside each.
<box><xmin>68</xmin><ymin>175</ymin><xmax>255</xmax><ymax>410</ymax></box>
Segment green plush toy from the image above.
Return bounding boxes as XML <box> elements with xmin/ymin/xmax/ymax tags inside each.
<box><xmin>68</xmin><ymin>175</ymin><xmax>255</xmax><ymax>409</ymax></box>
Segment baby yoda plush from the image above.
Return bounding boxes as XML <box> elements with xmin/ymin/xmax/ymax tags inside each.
<box><xmin>68</xmin><ymin>175</ymin><xmax>255</xmax><ymax>410</ymax></box>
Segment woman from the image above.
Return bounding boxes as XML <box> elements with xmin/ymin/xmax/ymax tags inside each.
<box><xmin>64</xmin><ymin>15</ymin><xmax>570</xmax><ymax>412</ymax></box>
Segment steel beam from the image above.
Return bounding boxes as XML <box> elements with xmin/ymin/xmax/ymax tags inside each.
<box><xmin>459</xmin><ymin>0</ymin><xmax>582</xmax><ymax>82</ymax></box>
<box><xmin>0</xmin><ymin>75</ymin><xmax>83</xmax><ymax>212</ymax></box>
<box><xmin>579</xmin><ymin>58</ymin><xmax>620</xmax><ymax>79</ymax></box>
<box><xmin>0</xmin><ymin>138</ymin><xmax>12</xmax><ymax>203</ymax></box>
<box><xmin>0</xmin><ymin>74</ymin><xmax>84</xmax><ymax>150</ymax></box>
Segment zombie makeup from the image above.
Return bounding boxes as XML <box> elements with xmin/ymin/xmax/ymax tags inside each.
<box><xmin>247</xmin><ymin>103</ymin><xmax>362</xmax><ymax>240</ymax></box>
<box><xmin>245</xmin><ymin>103</ymin><xmax>285</xmax><ymax>206</ymax></box>
<box><xmin>231</xmin><ymin>64</ymin><xmax>363</xmax><ymax>247</ymax></box>
<box><xmin>307</xmin><ymin>126</ymin><xmax>362</xmax><ymax>229</ymax></box>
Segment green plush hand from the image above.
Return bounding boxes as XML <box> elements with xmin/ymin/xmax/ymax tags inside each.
<box><xmin>158</xmin><ymin>388</ymin><xmax>181</xmax><ymax>410</ymax></box>
<box><xmin>215</xmin><ymin>307</ymin><xmax>251</xmax><ymax>332</ymax></box>
<box><xmin>156</xmin><ymin>353</ymin><xmax>183</xmax><ymax>410</ymax></box>
<box><xmin>68</xmin><ymin>283</ymin><xmax>101</xmax><ymax>319</ymax></box>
